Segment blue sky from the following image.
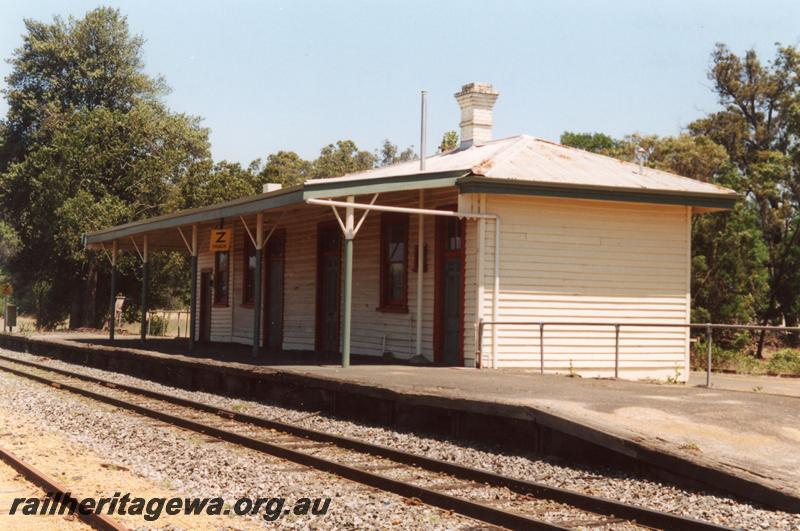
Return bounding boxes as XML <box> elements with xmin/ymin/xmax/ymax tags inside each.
<box><xmin>1</xmin><ymin>1</ymin><xmax>799</xmax><ymax>164</ymax></box>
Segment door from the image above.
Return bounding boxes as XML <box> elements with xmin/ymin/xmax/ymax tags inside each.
<box><xmin>199</xmin><ymin>270</ymin><xmax>212</xmax><ymax>342</ymax></box>
<box><xmin>263</xmin><ymin>230</ymin><xmax>285</xmax><ymax>352</ymax></box>
<box><xmin>315</xmin><ymin>223</ymin><xmax>341</xmax><ymax>353</ymax></box>
<box><xmin>434</xmin><ymin>214</ymin><xmax>465</xmax><ymax>366</ymax></box>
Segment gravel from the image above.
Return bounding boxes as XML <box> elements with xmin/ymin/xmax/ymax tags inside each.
<box><xmin>0</xmin><ymin>366</ymin><xmax>479</xmax><ymax>530</ymax></box>
<box><xmin>3</xmin><ymin>349</ymin><xmax>800</xmax><ymax>530</ymax></box>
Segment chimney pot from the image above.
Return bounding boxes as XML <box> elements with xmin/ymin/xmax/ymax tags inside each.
<box><xmin>454</xmin><ymin>82</ymin><xmax>499</xmax><ymax>149</ymax></box>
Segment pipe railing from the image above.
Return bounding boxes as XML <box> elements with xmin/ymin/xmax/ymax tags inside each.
<box><xmin>146</xmin><ymin>309</ymin><xmax>191</xmax><ymax>338</ymax></box>
<box><xmin>476</xmin><ymin>320</ymin><xmax>800</xmax><ymax>385</ymax></box>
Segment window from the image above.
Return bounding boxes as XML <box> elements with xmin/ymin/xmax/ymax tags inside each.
<box><xmin>243</xmin><ymin>237</ymin><xmax>257</xmax><ymax>305</ymax></box>
<box><xmin>214</xmin><ymin>251</ymin><xmax>229</xmax><ymax>305</ymax></box>
<box><xmin>379</xmin><ymin>213</ymin><xmax>408</xmax><ymax>311</ymax></box>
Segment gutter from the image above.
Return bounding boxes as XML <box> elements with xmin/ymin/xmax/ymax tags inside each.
<box><xmin>457</xmin><ymin>175</ymin><xmax>740</xmax><ymax>210</ymax></box>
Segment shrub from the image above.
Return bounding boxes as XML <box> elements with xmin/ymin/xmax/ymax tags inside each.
<box><xmin>691</xmin><ymin>340</ymin><xmax>761</xmax><ymax>374</ymax></box>
<box><xmin>148</xmin><ymin>314</ymin><xmax>168</xmax><ymax>337</ymax></box>
<box><xmin>766</xmin><ymin>349</ymin><xmax>800</xmax><ymax>376</ymax></box>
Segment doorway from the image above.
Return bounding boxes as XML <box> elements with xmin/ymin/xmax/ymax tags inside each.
<box><xmin>434</xmin><ymin>214</ymin><xmax>465</xmax><ymax>366</ymax></box>
<box><xmin>263</xmin><ymin>230</ymin><xmax>285</xmax><ymax>352</ymax></box>
<box><xmin>198</xmin><ymin>270</ymin><xmax>212</xmax><ymax>342</ymax></box>
<box><xmin>315</xmin><ymin>222</ymin><xmax>341</xmax><ymax>354</ymax></box>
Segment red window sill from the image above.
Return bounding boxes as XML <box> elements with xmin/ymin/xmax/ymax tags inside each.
<box><xmin>240</xmin><ymin>302</ymin><xmax>255</xmax><ymax>309</ymax></box>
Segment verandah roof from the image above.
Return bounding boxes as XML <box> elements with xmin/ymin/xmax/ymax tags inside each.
<box><xmin>83</xmin><ymin>135</ymin><xmax>739</xmax><ymax>251</ymax></box>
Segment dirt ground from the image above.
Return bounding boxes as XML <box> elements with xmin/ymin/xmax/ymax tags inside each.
<box><xmin>0</xmin><ymin>458</ymin><xmax>90</xmax><ymax>530</ymax></box>
<box><xmin>0</xmin><ymin>406</ymin><xmax>254</xmax><ymax>530</ymax></box>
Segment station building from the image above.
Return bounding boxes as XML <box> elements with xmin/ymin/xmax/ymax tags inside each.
<box><xmin>83</xmin><ymin>83</ymin><xmax>738</xmax><ymax>380</ymax></box>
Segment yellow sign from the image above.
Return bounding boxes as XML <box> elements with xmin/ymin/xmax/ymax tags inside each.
<box><xmin>209</xmin><ymin>229</ymin><xmax>232</xmax><ymax>252</ymax></box>
<box><xmin>0</xmin><ymin>284</ymin><xmax>11</xmax><ymax>296</ymax></box>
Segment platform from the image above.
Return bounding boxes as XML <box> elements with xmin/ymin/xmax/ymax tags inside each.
<box><xmin>3</xmin><ymin>332</ymin><xmax>799</xmax><ymax>512</ymax></box>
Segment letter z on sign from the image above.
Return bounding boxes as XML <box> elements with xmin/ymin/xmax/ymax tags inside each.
<box><xmin>209</xmin><ymin>229</ymin><xmax>232</xmax><ymax>252</ymax></box>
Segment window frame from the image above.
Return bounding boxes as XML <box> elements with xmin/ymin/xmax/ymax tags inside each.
<box><xmin>214</xmin><ymin>250</ymin><xmax>230</xmax><ymax>307</ymax></box>
<box><xmin>378</xmin><ymin>212</ymin><xmax>409</xmax><ymax>313</ymax></box>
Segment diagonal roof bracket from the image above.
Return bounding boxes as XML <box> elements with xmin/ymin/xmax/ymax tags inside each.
<box><xmin>177</xmin><ymin>226</ymin><xmax>193</xmax><ymax>255</ymax></box>
<box><xmin>130</xmin><ymin>237</ymin><xmax>144</xmax><ymax>262</ymax></box>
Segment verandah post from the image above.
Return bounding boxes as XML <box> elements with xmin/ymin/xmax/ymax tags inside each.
<box><xmin>140</xmin><ymin>235</ymin><xmax>149</xmax><ymax>345</ymax></box>
<box><xmin>706</xmin><ymin>323</ymin><xmax>713</xmax><ymax>387</ymax></box>
<box><xmin>252</xmin><ymin>213</ymin><xmax>264</xmax><ymax>357</ymax></box>
<box><xmin>109</xmin><ymin>240</ymin><xmax>118</xmax><ymax>341</ymax></box>
<box><xmin>189</xmin><ymin>224</ymin><xmax>198</xmax><ymax>351</ymax></box>
<box><xmin>342</xmin><ymin>196</ymin><xmax>355</xmax><ymax>368</ymax></box>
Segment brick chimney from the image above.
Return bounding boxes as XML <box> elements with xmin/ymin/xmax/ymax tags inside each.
<box><xmin>454</xmin><ymin>82</ymin><xmax>499</xmax><ymax>149</ymax></box>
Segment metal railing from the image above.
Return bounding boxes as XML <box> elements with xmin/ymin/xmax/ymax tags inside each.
<box><xmin>146</xmin><ymin>309</ymin><xmax>191</xmax><ymax>338</ymax></box>
<box><xmin>476</xmin><ymin>320</ymin><xmax>800</xmax><ymax>384</ymax></box>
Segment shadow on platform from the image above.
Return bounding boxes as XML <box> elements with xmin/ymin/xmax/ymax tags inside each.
<box><xmin>69</xmin><ymin>336</ymin><xmax>422</xmax><ymax>367</ymax></box>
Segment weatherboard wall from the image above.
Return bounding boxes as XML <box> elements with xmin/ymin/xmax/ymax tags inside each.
<box><xmin>193</xmin><ymin>188</ymin><xmax>463</xmax><ymax>361</ymax></box>
<box><xmin>475</xmin><ymin>194</ymin><xmax>691</xmax><ymax>380</ymax></box>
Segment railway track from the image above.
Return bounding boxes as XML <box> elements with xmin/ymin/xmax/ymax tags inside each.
<box><xmin>0</xmin><ymin>443</ymin><xmax>126</xmax><ymax>531</ymax></box>
<box><xmin>0</xmin><ymin>353</ymin><xmax>735</xmax><ymax>531</ymax></box>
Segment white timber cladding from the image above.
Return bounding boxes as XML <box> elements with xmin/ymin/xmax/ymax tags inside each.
<box><xmin>194</xmin><ymin>188</ymin><xmax>464</xmax><ymax>361</ymax></box>
<box><xmin>196</xmin><ymin>223</ymin><xmax>233</xmax><ymax>343</ymax></box>
<box><xmin>191</xmin><ymin>190</ymin><xmax>691</xmax><ymax>379</ymax></box>
<box><xmin>476</xmin><ymin>195</ymin><xmax>691</xmax><ymax>380</ymax></box>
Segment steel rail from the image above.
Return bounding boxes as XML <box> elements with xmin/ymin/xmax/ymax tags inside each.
<box><xmin>0</xmin><ymin>354</ymin><xmax>734</xmax><ymax>531</ymax></box>
<box><xmin>0</xmin><ymin>359</ymin><xmax>563</xmax><ymax>530</ymax></box>
<box><xmin>0</xmin><ymin>444</ymin><xmax>127</xmax><ymax>531</ymax></box>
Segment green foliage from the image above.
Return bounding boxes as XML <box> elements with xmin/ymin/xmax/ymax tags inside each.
<box><xmin>377</xmin><ymin>139</ymin><xmax>415</xmax><ymax>167</ymax></box>
<box><xmin>0</xmin><ymin>221</ymin><xmax>20</xmax><ymax>270</ymax></box>
<box><xmin>691</xmin><ymin>201</ymin><xmax>768</xmax><ymax>325</ymax></box>
<box><xmin>692</xmin><ymin>339</ymin><xmax>761</xmax><ymax>374</ymax></box>
<box><xmin>766</xmin><ymin>349</ymin><xmax>800</xmax><ymax>375</ymax></box>
<box><xmin>1</xmin><ymin>7</ymin><xmax>165</xmax><ymax>171</ymax></box>
<box><xmin>560</xmin><ymin>131</ymin><xmax>619</xmax><ymax>154</ymax></box>
<box><xmin>688</xmin><ymin>44</ymin><xmax>800</xmax><ymax>348</ymax></box>
<box><xmin>0</xmin><ymin>7</ymin><xmax>421</xmax><ymax>329</ymax></box>
<box><xmin>148</xmin><ymin>313</ymin><xmax>168</xmax><ymax>336</ymax></box>
<box><xmin>258</xmin><ymin>150</ymin><xmax>312</xmax><ymax>186</ymax></box>
<box><xmin>0</xmin><ymin>8</ymin><xmax>210</xmax><ymax>329</ymax></box>
<box><xmin>439</xmin><ymin>130</ymin><xmax>459</xmax><ymax>152</ymax></box>
<box><xmin>170</xmin><ymin>160</ymin><xmax>259</xmax><ymax>210</ymax></box>
<box><xmin>312</xmin><ymin>140</ymin><xmax>375</xmax><ymax>178</ymax></box>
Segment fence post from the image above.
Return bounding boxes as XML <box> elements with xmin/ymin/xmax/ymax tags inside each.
<box><xmin>706</xmin><ymin>323</ymin><xmax>712</xmax><ymax>387</ymax></box>
<box><xmin>539</xmin><ymin>323</ymin><xmax>545</xmax><ymax>374</ymax></box>
<box><xmin>477</xmin><ymin>319</ymin><xmax>484</xmax><ymax>368</ymax></box>
<box><xmin>614</xmin><ymin>324</ymin><xmax>620</xmax><ymax>378</ymax></box>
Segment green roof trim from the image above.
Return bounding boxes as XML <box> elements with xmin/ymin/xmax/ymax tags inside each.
<box><xmin>457</xmin><ymin>176</ymin><xmax>740</xmax><ymax>210</ymax></box>
<box><xmin>83</xmin><ymin>187</ymin><xmax>304</xmax><ymax>246</ymax></box>
<box><xmin>302</xmin><ymin>170</ymin><xmax>468</xmax><ymax>199</ymax></box>
<box><xmin>83</xmin><ymin>169</ymin><xmax>739</xmax><ymax>247</ymax></box>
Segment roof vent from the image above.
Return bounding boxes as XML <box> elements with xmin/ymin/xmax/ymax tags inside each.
<box><xmin>454</xmin><ymin>82</ymin><xmax>499</xmax><ymax>149</ymax></box>
<box><xmin>263</xmin><ymin>182</ymin><xmax>282</xmax><ymax>193</ymax></box>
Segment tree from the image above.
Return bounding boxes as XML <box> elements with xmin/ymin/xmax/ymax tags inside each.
<box><xmin>171</xmin><ymin>160</ymin><xmax>259</xmax><ymax>210</ymax></box>
<box><xmin>439</xmin><ymin>130</ymin><xmax>459</xmax><ymax>152</ymax></box>
<box><xmin>0</xmin><ymin>7</ymin><xmax>165</xmax><ymax>171</ymax></box>
<box><xmin>312</xmin><ymin>140</ymin><xmax>375</xmax><ymax>178</ymax></box>
<box><xmin>259</xmin><ymin>150</ymin><xmax>312</xmax><ymax>186</ymax></box>
<box><xmin>376</xmin><ymin>139</ymin><xmax>415</xmax><ymax>167</ymax></box>
<box><xmin>560</xmin><ymin>131</ymin><xmax>618</xmax><ymax>154</ymax></box>
<box><xmin>689</xmin><ymin>44</ymin><xmax>800</xmax><ymax>355</ymax></box>
<box><xmin>0</xmin><ymin>8</ymin><xmax>210</xmax><ymax>328</ymax></box>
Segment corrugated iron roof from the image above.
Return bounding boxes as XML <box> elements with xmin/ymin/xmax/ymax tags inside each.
<box><xmin>307</xmin><ymin>135</ymin><xmax>736</xmax><ymax>198</ymax></box>
<box><xmin>84</xmin><ymin>135</ymin><xmax>738</xmax><ymax>248</ymax></box>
